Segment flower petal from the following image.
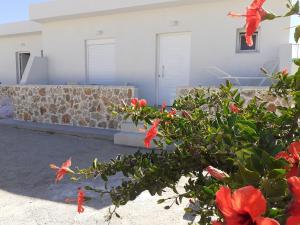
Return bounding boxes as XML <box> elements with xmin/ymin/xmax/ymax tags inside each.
<box><xmin>275</xmin><ymin>151</ymin><xmax>294</xmax><ymax>164</ymax></box>
<box><xmin>61</xmin><ymin>158</ymin><xmax>72</xmax><ymax>168</ymax></box>
<box><xmin>215</xmin><ymin>186</ymin><xmax>235</xmax><ymax>218</ymax></box>
<box><xmin>289</xmin><ymin>141</ymin><xmax>300</xmax><ymax>161</ymax></box>
<box><xmin>212</xmin><ymin>221</ymin><xmax>223</xmax><ymax>225</ymax></box>
<box><xmin>245</xmin><ymin>9</ymin><xmax>261</xmax><ymax>46</ymax></box>
<box><xmin>250</xmin><ymin>0</ymin><xmax>266</xmax><ymax>9</ymax></box>
<box><xmin>144</xmin><ymin>119</ymin><xmax>160</xmax><ymax>148</ymax></box>
<box><xmin>231</xmin><ymin>186</ymin><xmax>266</xmax><ymax>219</ymax></box>
<box><xmin>287</xmin><ymin>164</ymin><xmax>299</xmax><ymax>178</ymax></box>
<box><xmin>255</xmin><ymin>217</ymin><xmax>280</xmax><ymax>225</ymax></box>
<box><xmin>288</xmin><ymin>176</ymin><xmax>300</xmax><ymax>200</ymax></box>
<box><xmin>286</xmin><ymin>216</ymin><xmax>300</xmax><ymax>225</ymax></box>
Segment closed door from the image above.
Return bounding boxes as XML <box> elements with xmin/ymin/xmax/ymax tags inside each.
<box><xmin>86</xmin><ymin>39</ymin><xmax>116</xmax><ymax>84</ymax></box>
<box><xmin>157</xmin><ymin>33</ymin><xmax>191</xmax><ymax>106</ymax></box>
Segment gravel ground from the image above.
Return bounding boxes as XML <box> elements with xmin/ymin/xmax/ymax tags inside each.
<box><xmin>0</xmin><ymin>125</ymin><xmax>192</xmax><ymax>225</ymax></box>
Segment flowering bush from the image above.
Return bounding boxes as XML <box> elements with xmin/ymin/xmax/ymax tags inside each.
<box><xmin>51</xmin><ymin>0</ymin><xmax>300</xmax><ymax>224</ymax></box>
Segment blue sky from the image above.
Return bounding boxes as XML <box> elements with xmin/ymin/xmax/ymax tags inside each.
<box><xmin>0</xmin><ymin>0</ymin><xmax>45</xmax><ymax>24</ymax></box>
<box><xmin>0</xmin><ymin>0</ymin><xmax>299</xmax><ymax>41</ymax></box>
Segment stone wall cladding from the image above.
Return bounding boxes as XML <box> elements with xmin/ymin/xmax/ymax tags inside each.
<box><xmin>177</xmin><ymin>87</ymin><xmax>291</xmax><ymax>109</ymax></box>
<box><xmin>0</xmin><ymin>85</ymin><xmax>137</xmax><ymax>129</ymax></box>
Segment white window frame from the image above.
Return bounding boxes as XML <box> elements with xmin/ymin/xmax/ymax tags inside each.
<box><xmin>236</xmin><ymin>28</ymin><xmax>260</xmax><ymax>53</ymax></box>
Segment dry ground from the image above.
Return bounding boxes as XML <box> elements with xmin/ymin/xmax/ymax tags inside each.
<box><xmin>0</xmin><ymin>125</ymin><xmax>192</xmax><ymax>225</ymax></box>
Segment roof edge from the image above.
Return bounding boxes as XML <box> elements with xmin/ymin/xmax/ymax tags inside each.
<box><xmin>0</xmin><ymin>21</ymin><xmax>42</xmax><ymax>37</ymax></box>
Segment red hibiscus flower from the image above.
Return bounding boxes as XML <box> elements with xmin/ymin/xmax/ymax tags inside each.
<box><xmin>144</xmin><ymin>119</ymin><xmax>160</xmax><ymax>148</ymax></box>
<box><xmin>229</xmin><ymin>103</ymin><xmax>240</xmax><ymax>113</ymax></box>
<box><xmin>50</xmin><ymin>158</ymin><xmax>74</xmax><ymax>183</ymax></box>
<box><xmin>286</xmin><ymin>216</ymin><xmax>300</xmax><ymax>225</ymax></box>
<box><xmin>287</xmin><ymin>176</ymin><xmax>300</xmax><ymax>216</ymax></box>
<box><xmin>65</xmin><ymin>187</ymin><xmax>86</xmax><ymax>214</ymax></box>
<box><xmin>215</xmin><ymin>186</ymin><xmax>279</xmax><ymax>225</ymax></box>
<box><xmin>205</xmin><ymin>166</ymin><xmax>229</xmax><ymax>181</ymax></box>
<box><xmin>228</xmin><ymin>0</ymin><xmax>267</xmax><ymax>46</ymax></box>
<box><xmin>275</xmin><ymin>141</ymin><xmax>300</xmax><ymax>178</ymax></box>
<box><xmin>131</xmin><ymin>98</ymin><xmax>147</xmax><ymax>108</ymax></box>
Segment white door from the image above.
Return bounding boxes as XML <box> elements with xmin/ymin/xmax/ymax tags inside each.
<box><xmin>157</xmin><ymin>33</ymin><xmax>191</xmax><ymax>106</ymax></box>
<box><xmin>86</xmin><ymin>39</ymin><xmax>116</xmax><ymax>84</ymax></box>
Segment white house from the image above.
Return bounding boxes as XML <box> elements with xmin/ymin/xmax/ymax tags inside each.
<box><xmin>0</xmin><ymin>0</ymin><xmax>295</xmax><ymax>105</ymax></box>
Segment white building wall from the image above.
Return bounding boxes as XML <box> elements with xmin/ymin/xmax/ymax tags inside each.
<box><xmin>20</xmin><ymin>57</ymin><xmax>48</xmax><ymax>84</ymax></box>
<box><xmin>0</xmin><ymin>33</ymin><xmax>42</xmax><ymax>84</ymax></box>
<box><xmin>40</xmin><ymin>0</ymin><xmax>290</xmax><ymax>104</ymax></box>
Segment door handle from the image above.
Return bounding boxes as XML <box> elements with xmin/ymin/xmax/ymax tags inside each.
<box><xmin>162</xmin><ymin>65</ymin><xmax>165</xmax><ymax>78</ymax></box>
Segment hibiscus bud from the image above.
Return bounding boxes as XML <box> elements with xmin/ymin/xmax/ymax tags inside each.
<box><xmin>229</xmin><ymin>103</ymin><xmax>240</xmax><ymax>113</ymax></box>
<box><xmin>205</xmin><ymin>166</ymin><xmax>229</xmax><ymax>181</ymax></box>
<box><xmin>131</xmin><ymin>98</ymin><xmax>138</xmax><ymax>107</ymax></box>
<box><xmin>282</xmin><ymin>68</ymin><xmax>289</xmax><ymax>76</ymax></box>
<box><xmin>139</xmin><ymin>99</ymin><xmax>147</xmax><ymax>107</ymax></box>
<box><xmin>161</xmin><ymin>101</ymin><xmax>167</xmax><ymax>112</ymax></box>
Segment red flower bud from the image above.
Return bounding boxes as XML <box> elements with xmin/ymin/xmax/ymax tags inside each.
<box><xmin>282</xmin><ymin>68</ymin><xmax>288</xmax><ymax>76</ymax></box>
<box><xmin>229</xmin><ymin>103</ymin><xmax>240</xmax><ymax>113</ymax></box>
<box><xmin>131</xmin><ymin>98</ymin><xmax>139</xmax><ymax>107</ymax></box>
<box><xmin>139</xmin><ymin>99</ymin><xmax>147</xmax><ymax>107</ymax></box>
<box><xmin>205</xmin><ymin>166</ymin><xmax>229</xmax><ymax>181</ymax></box>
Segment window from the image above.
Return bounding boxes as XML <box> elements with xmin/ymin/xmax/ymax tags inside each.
<box><xmin>236</xmin><ymin>30</ymin><xmax>259</xmax><ymax>53</ymax></box>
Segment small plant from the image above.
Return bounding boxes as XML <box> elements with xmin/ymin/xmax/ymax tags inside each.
<box><xmin>51</xmin><ymin>0</ymin><xmax>300</xmax><ymax>224</ymax></box>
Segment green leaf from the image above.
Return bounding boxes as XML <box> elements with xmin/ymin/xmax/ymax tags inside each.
<box><xmin>236</xmin><ymin>122</ymin><xmax>258</xmax><ymax>140</ymax></box>
<box><xmin>237</xmin><ymin>163</ymin><xmax>261</xmax><ymax>186</ymax></box>
<box><xmin>285</xmin><ymin>1</ymin><xmax>299</xmax><ymax>16</ymax></box>
<box><xmin>269</xmin><ymin>169</ymin><xmax>287</xmax><ymax>178</ymax></box>
<box><xmin>294</xmin><ymin>58</ymin><xmax>300</xmax><ymax>66</ymax></box>
<box><xmin>157</xmin><ymin>199</ymin><xmax>165</xmax><ymax>204</ymax></box>
<box><xmin>263</xmin><ymin>12</ymin><xmax>277</xmax><ymax>21</ymax></box>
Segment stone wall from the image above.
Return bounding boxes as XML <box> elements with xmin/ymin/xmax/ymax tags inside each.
<box><xmin>0</xmin><ymin>85</ymin><xmax>137</xmax><ymax>129</ymax></box>
<box><xmin>177</xmin><ymin>87</ymin><xmax>291</xmax><ymax>110</ymax></box>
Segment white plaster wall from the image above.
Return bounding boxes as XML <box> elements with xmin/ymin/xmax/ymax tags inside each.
<box><xmin>0</xmin><ymin>33</ymin><xmax>42</xmax><ymax>84</ymax></box>
<box><xmin>20</xmin><ymin>57</ymin><xmax>48</xmax><ymax>84</ymax></box>
<box><xmin>41</xmin><ymin>0</ymin><xmax>290</xmax><ymax>104</ymax></box>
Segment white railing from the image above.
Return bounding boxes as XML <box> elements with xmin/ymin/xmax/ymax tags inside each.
<box><xmin>261</xmin><ymin>59</ymin><xmax>279</xmax><ymax>74</ymax></box>
<box><xmin>292</xmin><ymin>44</ymin><xmax>300</xmax><ymax>59</ymax></box>
<box><xmin>200</xmin><ymin>66</ymin><xmax>269</xmax><ymax>87</ymax></box>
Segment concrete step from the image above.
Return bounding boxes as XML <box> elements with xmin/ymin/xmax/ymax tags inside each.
<box><xmin>0</xmin><ymin>118</ymin><xmax>117</xmax><ymax>141</ymax></box>
<box><xmin>121</xmin><ymin>121</ymin><xmax>146</xmax><ymax>133</ymax></box>
<box><xmin>114</xmin><ymin>131</ymin><xmax>154</xmax><ymax>148</ymax></box>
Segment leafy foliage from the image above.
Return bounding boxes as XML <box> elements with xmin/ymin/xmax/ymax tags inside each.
<box><xmin>63</xmin><ymin>1</ymin><xmax>300</xmax><ymax>224</ymax></box>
